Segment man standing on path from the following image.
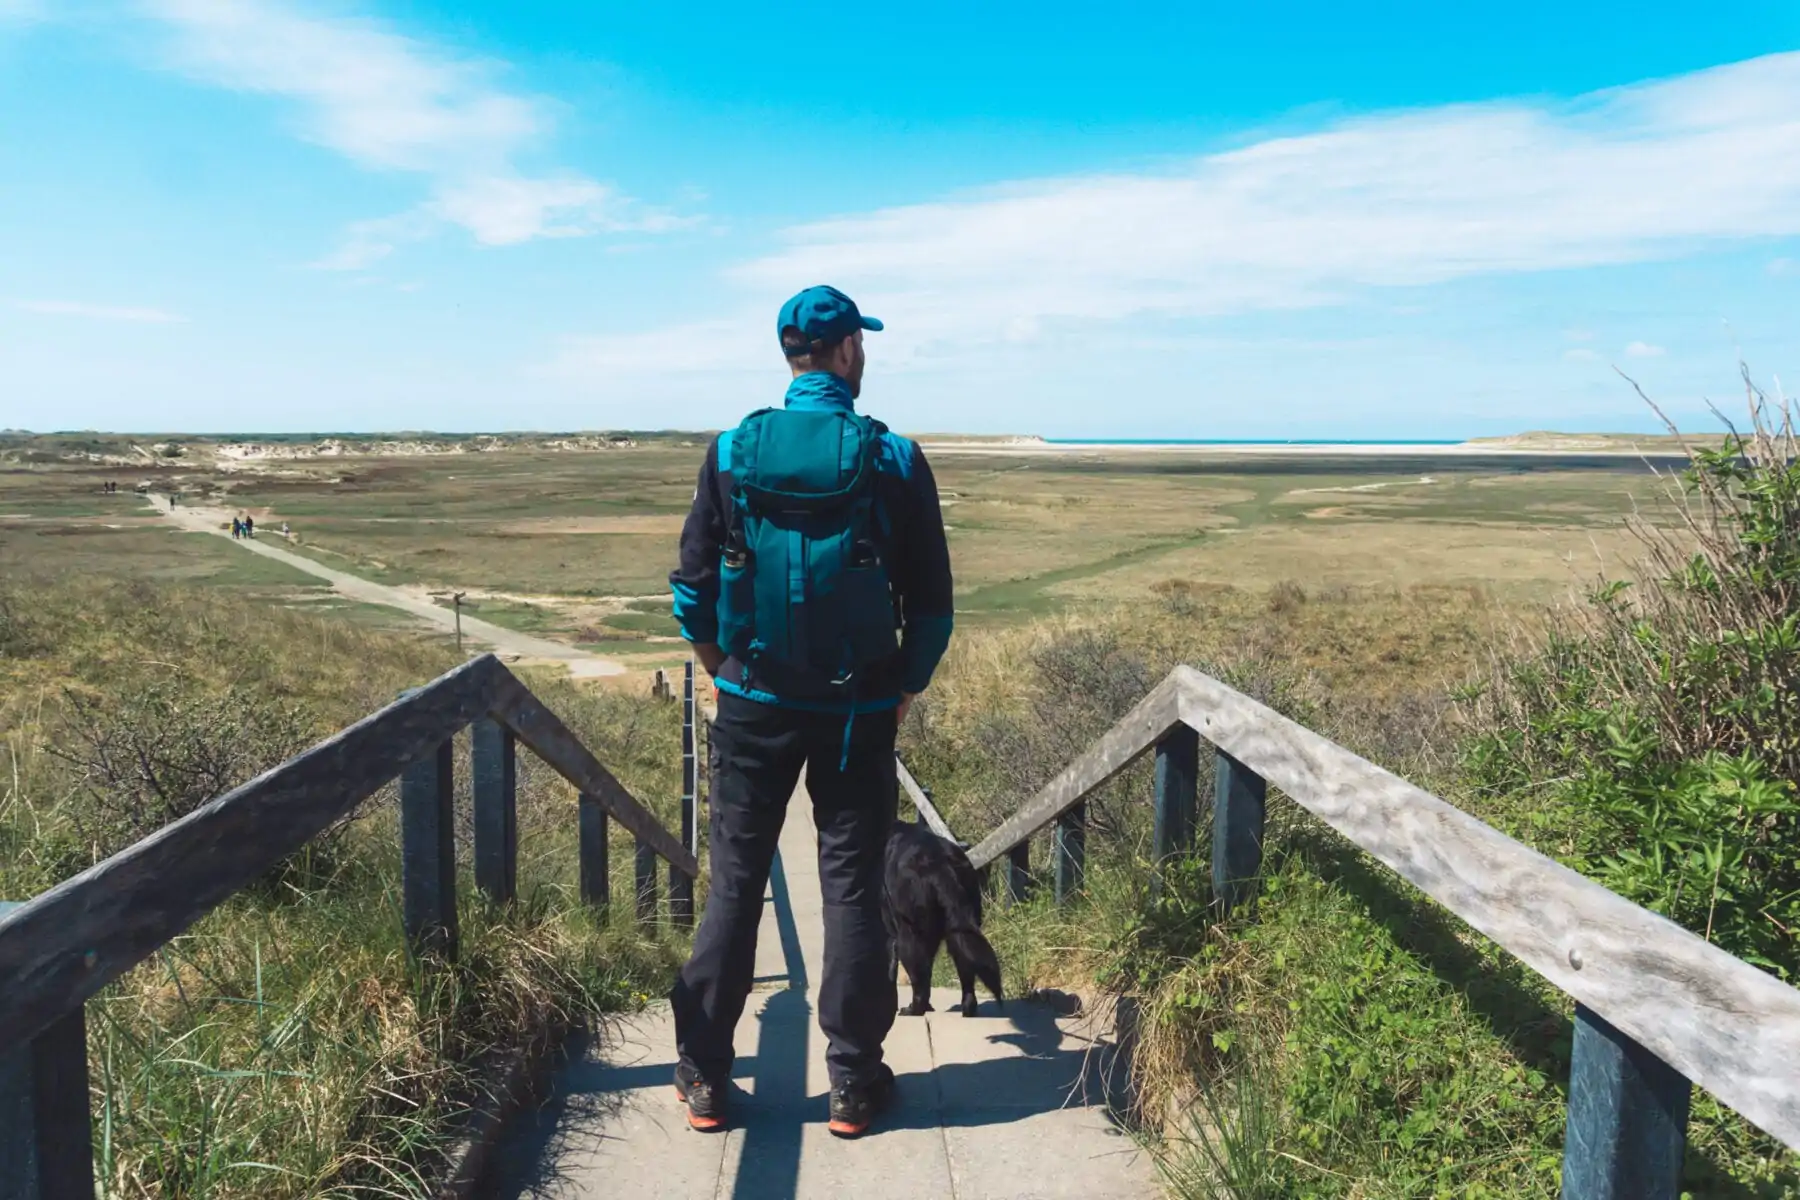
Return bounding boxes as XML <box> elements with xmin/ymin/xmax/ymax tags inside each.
<box><xmin>668</xmin><ymin>286</ymin><xmax>955</xmax><ymax>1138</ymax></box>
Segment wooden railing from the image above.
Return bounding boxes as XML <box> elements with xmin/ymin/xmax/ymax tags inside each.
<box><xmin>0</xmin><ymin>653</ymin><xmax>700</xmax><ymax>1200</ymax></box>
<box><xmin>913</xmin><ymin>664</ymin><xmax>1800</xmax><ymax>1200</ymax></box>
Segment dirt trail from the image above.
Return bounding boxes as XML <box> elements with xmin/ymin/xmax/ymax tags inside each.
<box><xmin>149</xmin><ymin>496</ymin><xmax>626</xmax><ymax>678</ymax></box>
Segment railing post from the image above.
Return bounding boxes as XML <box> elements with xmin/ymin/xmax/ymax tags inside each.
<box><xmin>1561</xmin><ymin>1004</ymin><xmax>1691</xmax><ymax>1200</ymax></box>
<box><xmin>635</xmin><ymin>838</ymin><xmax>658</xmax><ymax>923</ymax></box>
<box><xmin>0</xmin><ymin>903</ymin><xmax>96</xmax><ymax>1200</ymax></box>
<box><xmin>579</xmin><ymin>792</ymin><xmax>610</xmax><ymax>911</ymax></box>
<box><xmin>1212</xmin><ymin>749</ymin><xmax>1267</xmax><ymax>913</ymax></box>
<box><xmin>1005</xmin><ymin>841</ymin><xmax>1031</xmax><ymax>906</ymax></box>
<box><xmin>670</xmin><ymin>660</ymin><xmax>697</xmax><ymax>927</ymax></box>
<box><xmin>1054</xmin><ymin>801</ymin><xmax>1086</xmax><ymax>904</ymax></box>
<box><xmin>401</xmin><ymin>739</ymin><xmax>458</xmax><ymax>960</ymax></box>
<box><xmin>1152</xmin><ymin>725</ymin><xmax>1200</xmax><ymax>895</ymax></box>
<box><xmin>471</xmin><ymin>719</ymin><xmax>517</xmax><ymax>905</ymax></box>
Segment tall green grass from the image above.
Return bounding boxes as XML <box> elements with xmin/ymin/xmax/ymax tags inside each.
<box><xmin>904</xmin><ymin>518</ymin><xmax>1800</xmax><ymax>1195</ymax></box>
<box><xmin>0</xmin><ymin>576</ymin><xmax>685</xmax><ymax>1197</ymax></box>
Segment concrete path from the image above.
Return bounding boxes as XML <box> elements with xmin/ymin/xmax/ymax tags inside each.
<box><xmin>148</xmin><ymin>495</ymin><xmax>625</xmax><ymax>678</ymax></box>
<box><xmin>491</xmin><ymin>791</ymin><xmax>1157</xmax><ymax>1200</ymax></box>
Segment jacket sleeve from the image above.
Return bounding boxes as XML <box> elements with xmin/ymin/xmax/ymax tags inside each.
<box><xmin>670</xmin><ymin>438</ymin><xmax>724</xmax><ymax>644</ymax></box>
<box><xmin>895</xmin><ymin>443</ymin><xmax>955</xmax><ymax>693</ymax></box>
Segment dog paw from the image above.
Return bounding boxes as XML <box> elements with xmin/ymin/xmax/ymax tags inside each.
<box><xmin>959</xmin><ymin>998</ymin><xmax>979</xmax><ymax>1017</ymax></box>
<box><xmin>900</xmin><ymin>1000</ymin><xmax>934</xmax><ymax>1016</ymax></box>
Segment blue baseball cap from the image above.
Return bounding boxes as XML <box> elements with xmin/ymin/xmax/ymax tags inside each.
<box><xmin>777</xmin><ymin>285</ymin><xmax>883</xmax><ymax>356</ymax></box>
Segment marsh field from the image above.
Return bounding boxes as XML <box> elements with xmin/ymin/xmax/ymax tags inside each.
<box><xmin>0</xmin><ymin>435</ymin><xmax>1685</xmax><ymax>649</ymax></box>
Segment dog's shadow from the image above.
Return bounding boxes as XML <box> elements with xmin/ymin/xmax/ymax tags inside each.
<box><xmin>882</xmin><ymin>988</ymin><xmax>1125</xmax><ymax>1132</ymax></box>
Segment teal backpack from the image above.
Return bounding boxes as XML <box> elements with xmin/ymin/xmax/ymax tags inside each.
<box><xmin>717</xmin><ymin>407</ymin><xmax>900</xmax><ymax>690</ymax></box>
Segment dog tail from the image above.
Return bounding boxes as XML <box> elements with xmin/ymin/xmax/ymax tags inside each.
<box><xmin>945</xmin><ymin>927</ymin><xmax>1004</xmax><ymax>1006</ymax></box>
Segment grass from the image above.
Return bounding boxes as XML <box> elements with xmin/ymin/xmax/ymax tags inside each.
<box><xmin>6</xmin><ymin>429</ymin><xmax>1774</xmax><ymax>1196</ymax></box>
<box><xmin>2</xmin><ymin>442</ymin><xmax>1678</xmax><ymax>645</ymax></box>
<box><xmin>900</xmin><ymin>586</ymin><xmax>1800</xmax><ymax>1198</ymax></box>
<box><xmin>0</xmin><ymin>573</ymin><xmax>689</xmax><ymax>1197</ymax></box>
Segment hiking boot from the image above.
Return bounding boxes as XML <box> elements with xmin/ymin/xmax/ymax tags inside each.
<box><xmin>827</xmin><ymin>1065</ymin><xmax>895</xmax><ymax>1138</ymax></box>
<box><xmin>674</xmin><ymin>1065</ymin><xmax>727</xmax><ymax>1132</ymax></box>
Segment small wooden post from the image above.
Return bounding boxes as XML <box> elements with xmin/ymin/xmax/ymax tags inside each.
<box><xmin>0</xmin><ymin>903</ymin><xmax>96</xmax><ymax>1200</ymax></box>
<box><xmin>635</xmin><ymin>838</ymin><xmax>658</xmax><ymax>923</ymax></box>
<box><xmin>1054</xmin><ymin>801</ymin><xmax>1086</xmax><ymax>904</ymax></box>
<box><xmin>670</xmin><ymin>660</ymin><xmax>698</xmax><ymax>926</ymax></box>
<box><xmin>1211</xmin><ymin>749</ymin><xmax>1267</xmax><ymax>913</ymax></box>
<box><xmin>578</xmin><ymin>792</ymin><xmax>609</xmax><ymax>911</ymax></box>
<box><xmin>471</xmin><ymin>719</ymin><xmax>517</xmax><ymax>905</ymax></box>
<box><xmin>401</xmin><ymin>739</ymin><xmax>458</xmax><ymax>960</ymax></box>
<box><xmin>1152</xmin><ymin>726</ymin><xmax>1200</xmax><ymax>896</ymax></box>
<box><xmin>1005</xmin><ymin>841</ymin><xmax>1031</xmax><ymax>905</ymax></box>
<box><xmin>1561</xmin><ymin>1004</ymin><xmax>1691</xmax><ymax>1200</ymax></box>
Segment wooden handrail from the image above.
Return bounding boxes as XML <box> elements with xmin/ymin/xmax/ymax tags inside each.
<box><xmin>927</xmin><ymin>661</ymin><xmax>1800</xmax><ymax>1172</ymax></box>
<box><xmin>895</xmin><ymin>757</ymin><xmax>959</xmax><ymax>845</ymax></box>
<box><xmin>965</xmin><ymin>671</ymin><xmax>1185</xmax><ymax>870</ymax></box>
<box><xmin>0</xmin><ymin>653</ymin><xmax>695</xmax><ymax>1060</ymax></box>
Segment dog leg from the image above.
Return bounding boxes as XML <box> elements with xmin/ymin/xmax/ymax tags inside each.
<box><xmin>946</xmin><ymin>928</ymin><xmax>1004</xmax><ymax>1017</ymax></box>
<box><xmin>955</xmin><ymin>958</ymin><xmax>979</xmax><ymax>1018</ymax></box>
<box><xmin>897</xmin><ymin>930</ymin><xmax>936</xmax><ymax>1016</ymax></box>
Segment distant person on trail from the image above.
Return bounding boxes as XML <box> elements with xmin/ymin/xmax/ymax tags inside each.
<box><xmin>667</xmin><ymin>285</ymin><xmax>955</xmax><ymax>1138</ymax></box>
<box><xmin>232</xmin><ymin>517</ymin><xmax>242</xmax><ymax>539</ymax></box>
<box><xmin>244</xmin><ymin>515</ymin><xmax>254</xmax><ymax>538</ymax></box>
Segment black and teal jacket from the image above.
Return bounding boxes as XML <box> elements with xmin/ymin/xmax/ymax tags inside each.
<box><xmin>670</xmin><ymin>372</ymin><xmax>955</xmax><ymax>712</ymax></box>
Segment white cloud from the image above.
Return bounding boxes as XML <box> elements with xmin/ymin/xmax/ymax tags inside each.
<box><xmin>564</xmin><ymin>52</ymin><xmax>1800</xmax><ymax>378</ymax></box>
<box><xmin>1563</xmin><ymin>347</ymin><xmax>1600</xmax><ymax>362</ymax></box>
<box><xmin>1624</xmin><ymin>341</ymin><xmax>1667</xmax><ymax>358</ymax></box>
<box><xmin>1563</xmin><ymin>328</ymin><xmax>1597</xmax><ymax>342</ymax></box>
<box><xmin>141</xmin><ymin>0</ymin><xmax>686</xmax><ymax>264</ymax></box>
<box><xmin>1770</xmin><ymin>256</ymin><xmax>1798</xmax><ymax>277</ymax></box>
<box><xmin>14</xmin><ymin>299</ymin><xmax>188</xmax><ymax>323</ymax></box>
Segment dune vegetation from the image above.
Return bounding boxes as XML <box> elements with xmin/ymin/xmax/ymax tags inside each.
<box><xmin>899</xmin><ymin>405</ymin><xmax>1800</xmax><ymax>1197</ymax></box>
<box><xmin>0</xmin><ymin>576</ymin><xmax>687</xmax><ymax>1198</ymax></box>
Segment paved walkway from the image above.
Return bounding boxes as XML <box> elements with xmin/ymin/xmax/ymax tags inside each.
<box><xmin>148</xmin><ymin>496</ymin><xmax>624</xmax><ymax>678</ymax></box>
<box><xmin>491</xmin><ymin>791</ymin><xmax>1156</xmax><ymax>1199</ymax></box>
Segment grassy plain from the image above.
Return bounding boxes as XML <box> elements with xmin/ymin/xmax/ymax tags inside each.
<box><xmin>2</xmin><ymin>437</ymin><xmax>1678</xmax><ymax>643</ymax></box>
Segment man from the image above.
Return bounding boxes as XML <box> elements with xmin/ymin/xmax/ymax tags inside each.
<box><xmin>669</xmin><ymin>285</ymin><xmax>954</xmax><ymax>1137</ymax></box>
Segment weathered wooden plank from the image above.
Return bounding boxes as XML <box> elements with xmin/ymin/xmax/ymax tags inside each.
<box><xmin>486</xmin><ymin>672</ymin><xmax>698</xmax><ymax>878</ymax></box>
<box><xmin>0</xmin><ymin>902</ymin><xmax>96</xmax><ymax>1200</ymax></box>
<box><xmin>0</xmin><ymin>654</ymin><xmax>503</xmax><ymax>1054</ymax></box>
<box><xmin>682</xmin><ymin>659</ymin><xmax>698</xmax><ymax>860</ymax></box>
<box><xmin>1562</xmin><ymin>1003</ymin><xmax>1691</xmax><ymax>1200</ymax></box>
<box><xmin>1212</xmin><ymin>749</ymin><xmax>1266</xmax><ymax>913</ymax></box>
<box><xmin>578</xmin><ymin>793</ymin><xmax>609</xmax><ymax>910</ymax></box>
<box><xmin>896</xmin><ymin>757</ymin><xmax>959</xmax><ymax>845</ymax></box>
<box><xmin>401</xmin><ymin>739</ymin><xmax>458</xmax><ymax>960</ymax></box>
<box><xmin>670</xmin><ymin>661</ymin><xmax>697</xmax><ymax>927</ymax></box>
<box><xmin>1153</xmin><ymin>726</ymin><xmax>1200</xmax><ymax>862</ymax></box>
<box><xmin>1004</xmin><ymin>842</ymin><xmax>1031</xmax><ymax>906</ymax></box>
<box><xmin>471</xmin><ymin>718</ymin><xmax>517</xmax><ymax>905</ymax></box>
<box><xmin>635</xmin><ymin>840</ymin><xmax>658</xmax><ymax>922</ymax></box>
<box><xmin>1053</xmin><ymin>802</ymin><xmax>1086</xmax><ymax>904</ymax></box>
<box><xmin>1173</xmin><ymin>665</ymin><xmax>1800</xmax><ymax>1151</ymax></box>
<box><xmin>967</xmin><ymin>676</ymin><xmax>1184</xmax><ymax>869</ymax></box>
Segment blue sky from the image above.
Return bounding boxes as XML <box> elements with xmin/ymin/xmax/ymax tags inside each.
<box><xmin>2</xmin><ymin>1</ymin><xmax>1797</xmax><ymax>437</ymax></box>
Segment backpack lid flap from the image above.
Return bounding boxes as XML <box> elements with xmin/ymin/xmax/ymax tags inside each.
<box><xmin>733</xmin><ymin>408</ymin><xmax>878</xmax><ymax>508</ymax></box>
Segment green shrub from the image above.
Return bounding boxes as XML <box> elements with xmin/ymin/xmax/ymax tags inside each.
<box><xmin>1464</xmin><ymin>388</ymin><xmax>1800</xmax><ymax>979</ymax></box>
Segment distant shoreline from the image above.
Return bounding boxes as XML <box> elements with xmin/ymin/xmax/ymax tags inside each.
<box><xmin>918</xmin><ymin>437</ymin><xmax>1688</xmax><ymax>458</ymax></box>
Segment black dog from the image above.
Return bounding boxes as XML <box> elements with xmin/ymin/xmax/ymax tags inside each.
<box><xmin>882</xmin><ymin>820</ymin><xmax>1004</xmax><ymax>1018</ymax></box>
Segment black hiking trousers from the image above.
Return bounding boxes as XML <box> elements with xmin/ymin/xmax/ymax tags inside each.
<box><xmin>672</xmin><ymin>691</ymin><xmax>899</xmax><ymax>1090</ymax></box>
